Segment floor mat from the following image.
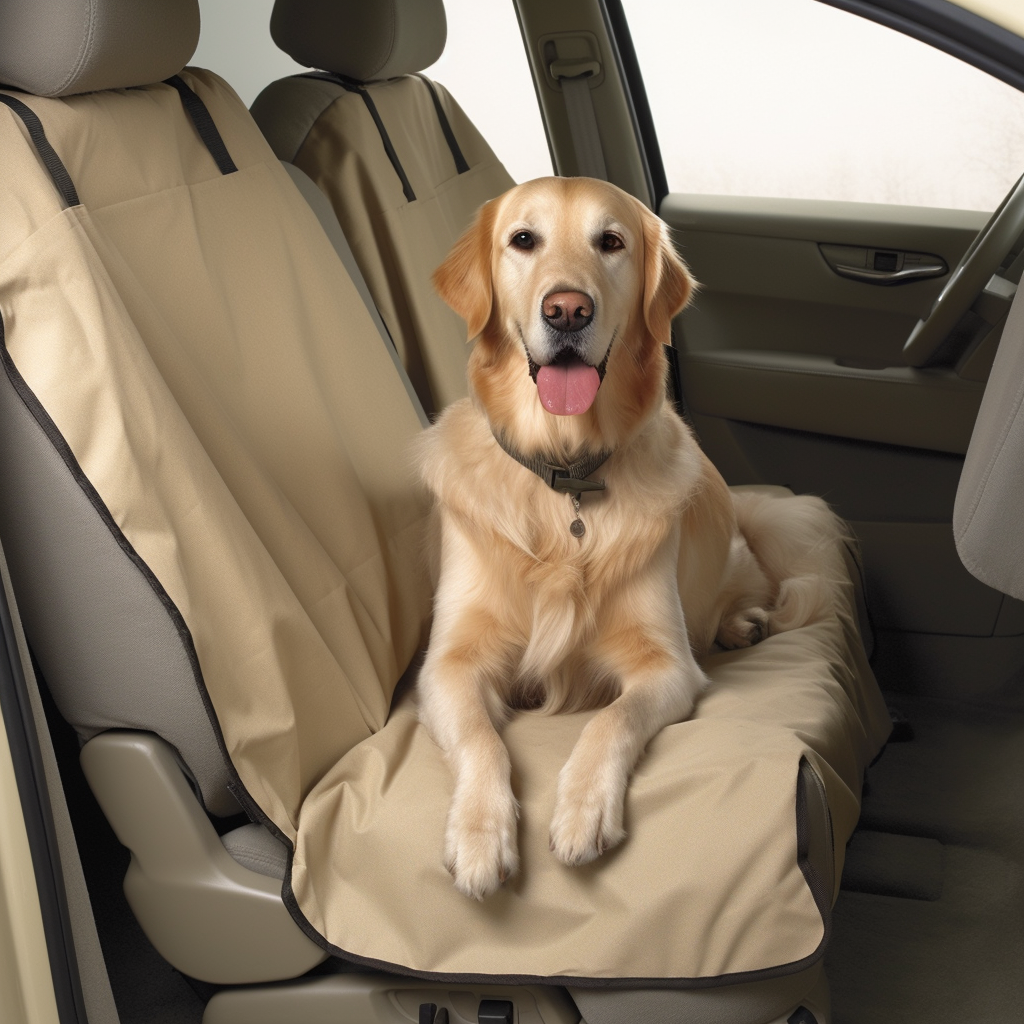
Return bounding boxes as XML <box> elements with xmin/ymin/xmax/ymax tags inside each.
<box><xmin>827</xmin><ymin>694</ymin><xmax>1024</xmax><ymax>1022</ymax></box>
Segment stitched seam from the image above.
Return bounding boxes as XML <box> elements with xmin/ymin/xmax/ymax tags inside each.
<box><xmin>56</xmin><ymin>0</ymin><xmax>98</xmax><ymax>95</ymax></box>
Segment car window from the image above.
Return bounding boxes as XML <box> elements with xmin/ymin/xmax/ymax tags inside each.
<box><xmin>621</xmin><ymin>0</ymin><xmax>1024</xmax><ymax>211</ymax></box>
<box><xmin>193</xmin><ymin>0</ymin><xmax>305</xmax><ymax>105</ymax></box>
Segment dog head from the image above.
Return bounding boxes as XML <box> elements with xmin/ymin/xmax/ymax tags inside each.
<box><xmin>434</xmin><ymin>177</ymin><xmax>694</xmax><ymax>453</ymax></box>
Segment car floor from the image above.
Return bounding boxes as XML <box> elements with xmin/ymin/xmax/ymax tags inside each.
<box><xmin>43</xmin><ymin>659</ymin><xmax>1024</xmax><ymax>1024</ymax></box>
<box><xmin>827</xmin><ymin>687</ymin><xmax>1024</xmax><ymax>1023</ymax></box>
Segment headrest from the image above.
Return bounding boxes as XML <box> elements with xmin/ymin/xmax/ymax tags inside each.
<box><xmin>271</xmin><ymin>0</ymin><xmax>446</xmax><ymax>83</ymax></box>
<box><xmin>0</xmin><ymin>0</ymin><xmax>200</xmax><ymax>98</ymax></box>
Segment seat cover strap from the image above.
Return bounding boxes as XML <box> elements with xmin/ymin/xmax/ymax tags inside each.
<box><xmin>0</xmin><ymin>93</ymin><xmax>80</xmax><ymax>206</ymax></box>
<box><xmin>165</xmin><ymin>75</ymin><xmax>238</xmax><ymax>175</ymax></box>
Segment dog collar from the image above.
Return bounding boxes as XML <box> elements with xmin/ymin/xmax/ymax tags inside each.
<box><xmin>492</xmin><ymin>431</ymin><xmax>612</xmax><ymax>494</ymax></box>
<box><xmin>492</xmin><ymin>432</ymin><xmax>611</xmax><ymax>538</ymax></box>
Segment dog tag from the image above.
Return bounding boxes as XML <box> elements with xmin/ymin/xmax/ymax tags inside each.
<box><xmin>569</xmin><ymin>493</ymin><xmax>585</xmax><ymax>537</ymax></box>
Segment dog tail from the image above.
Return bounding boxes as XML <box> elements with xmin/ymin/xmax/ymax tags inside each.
<box><xmin>732</xmin><ymin>489</ymin><xmax>850</xmax><ymax>634</ymax></box>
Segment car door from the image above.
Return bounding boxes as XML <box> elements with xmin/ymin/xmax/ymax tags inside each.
<box><xmin>607</xmin><ymin>0</ymin><xmax>1024</xmax><ymax>703</ymax></box>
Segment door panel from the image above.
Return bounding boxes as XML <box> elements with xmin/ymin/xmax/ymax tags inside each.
<box><xmin>663</xmin><ymin>193</ymin><xmax>1024</xmax><ymax>700</ymax></box>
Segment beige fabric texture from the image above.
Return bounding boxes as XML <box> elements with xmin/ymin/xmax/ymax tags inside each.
<box><xmin>0</xmin><ymin>69</ymin><xmax>432</xmax><ymax>834</ymax></box>
<box><xmin>0</xmin><ymin>70</ymin><xmax>889</xmax><ymax>983</ymax></box>
<box><xmin>282</xmin><ymin>74</ymin><xmax>515</xmax><ymax>415</ymax></box>
<box><xmin>954</xmin><ymin>282</ymin><xmax>1024</xmax><ymax>600</ymax></box>
<box><xmin>294</xmin><ymin>590</ymin><xmax>889</xmax><ymax>982</ymax></box>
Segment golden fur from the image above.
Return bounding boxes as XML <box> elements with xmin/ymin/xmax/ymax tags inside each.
<box><xmin>415</xmin><ymin>177</ymin><xmax>846</xmax><ymax>899</ymax></box>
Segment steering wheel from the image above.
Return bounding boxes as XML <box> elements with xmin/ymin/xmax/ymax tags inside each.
<box><xmin>903</xmin><ymin>172</ymin><xmax>1024</xmax><ymax>367</ymax></box>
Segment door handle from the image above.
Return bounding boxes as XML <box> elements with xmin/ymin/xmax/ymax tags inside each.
<box><xmin>833</xmin><ymin>262</ymin><xmax>948</xmax><ymax>285</ymax></box>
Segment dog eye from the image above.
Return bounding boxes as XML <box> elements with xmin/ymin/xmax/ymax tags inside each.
<box><xmin>510</xmin><ymin>230</ymin><xmax>535</xmax><ymax>250</ymax></box>
<box><xmin>600</xmin><ymin>232</ymin><xmax>625</xmax><ymax>253</ymax></box>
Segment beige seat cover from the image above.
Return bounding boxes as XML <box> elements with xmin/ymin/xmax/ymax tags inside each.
<box><xmin>253</xmin><ymin>73</ymin><xmax>515</xmax><ymax>414</ymax></box>
<box><xmin>1</xmin><ymin>70</ymin><xmax>889</xmax><ymax>986</ymax></box>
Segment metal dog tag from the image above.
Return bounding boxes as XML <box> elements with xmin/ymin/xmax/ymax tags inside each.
<box><xmin>569</xmin><ymin>493</ymin><xmax>585</xmax><ymax>537</ymax></box>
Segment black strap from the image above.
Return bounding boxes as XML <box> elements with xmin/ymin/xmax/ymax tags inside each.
<box><xmin>164</xmin><ymin>75</ymin><xmax>238</xmax><ymax>175</ymax></box>
<box><xmin>303</xmin><ymin>72</ymin><xmax>416</xmax><ymax>202</ymax></box>
<box><xmin>0</xmin><ymin>93</ymin><xmax>79</xmax><ymax>207</ymax></box>
<box><xmin>414</xmin><ymin>74</ymin><xmax>470</xmax><ymax>174</ymax></box>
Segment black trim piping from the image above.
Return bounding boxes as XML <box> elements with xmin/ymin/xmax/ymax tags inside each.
<box><xmin>0</xmin><ymin>324</ymin><xmax>87</xmax><ymax>1024</ymax></box>
<box><xmin>275</xmin><ymin>756</ymin><xmax>832</xmax><ymax>990</ymax></box>
<box><xmin>165</xmin><ymin>75</ymin><xmax>239</xmax><ymax>175</ymax></box>
<box><xmin>0</xmin><ymin>93</ymin><xmax>80</xmax><ymax>207</ymax></box>
<box><xmin>414</xmin><ymin>74</ymin><xmax>471</xmax><ymax>174</ymax></box>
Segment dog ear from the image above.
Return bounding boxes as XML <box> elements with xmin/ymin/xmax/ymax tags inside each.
<box><xmin>433</xmin><ymin>198</ymin><xmax>499</xmax><ymax>341</ymax></box>
<box><xmin>641</xmin><ymin>208</ymin><xmax>694</xmax><ymax>342</ymax></box>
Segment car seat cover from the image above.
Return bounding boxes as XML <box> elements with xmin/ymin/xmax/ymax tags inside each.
<box><xmin>0</xmin><ymin>69</ymin><xmax>891</xmax><ymax>986</ymax></box>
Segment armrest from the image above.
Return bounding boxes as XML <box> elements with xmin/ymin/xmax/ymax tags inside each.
<box><xmin>682</xmin><ymin>349</ymin><xmax>983</xmax><ymax>454</ymax></box>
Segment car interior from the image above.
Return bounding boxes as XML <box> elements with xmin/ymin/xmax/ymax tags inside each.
<box><xmin>1</xmin><ymin>1</ymin><xmax>1023</xmax><ymax>1023</ymax></box>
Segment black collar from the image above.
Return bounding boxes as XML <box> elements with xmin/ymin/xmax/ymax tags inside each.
<box><xmin>492</xmin><ymin>431</ymin><xmax>612</xmax><ymax>494</ymax></box>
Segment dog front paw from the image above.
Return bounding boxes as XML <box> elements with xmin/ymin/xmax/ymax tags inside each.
<box><xmin>549</xmin><ymin>764</ymin><xmax>626</xmax><ymax>867</ymax></box>
<box><xmin>716</xmin><ymin>607</ymin><xmax>769</xmax><ymax>649</ymax></box>
<box><xmin>444</xmin><ymin>788</ymin><xmax>519</xmax><ymax>900</ymax></box>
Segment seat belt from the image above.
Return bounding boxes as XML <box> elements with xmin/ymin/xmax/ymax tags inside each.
<box><xmin>549</xmin><ymin>58</ymin><xmax>608</xmax><ymax>180</ymax></box>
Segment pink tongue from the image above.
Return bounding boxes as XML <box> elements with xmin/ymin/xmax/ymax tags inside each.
<box><xmin>536</xmin><ymin>359</ymin><xmax>601</xmax><ymax>416</ymax></box>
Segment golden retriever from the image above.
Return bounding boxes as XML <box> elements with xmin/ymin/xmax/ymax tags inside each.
<box><xmin>415</xmin><ymin>176</ymin><xmax>845</xmax><ymax>899</ymax></box>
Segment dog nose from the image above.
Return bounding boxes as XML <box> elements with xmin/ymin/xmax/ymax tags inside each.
<box><xmin>542</xmin><ymin>291</ymin><xmax>594</xmax><ymax>333</ymax></box>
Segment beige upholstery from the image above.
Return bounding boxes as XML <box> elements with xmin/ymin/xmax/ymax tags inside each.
<box><xmin>0</xmin><ymin>0</ymin><xmax>200</xmax><ymax>97</ymax></box>
<box><xmin>254</xmin><ymin>0</ymin><xmax>516</xmax><ymax>415</ymax></box>
<box><xmin>954</xmin><ymin>282</ymin><xmax>1024</xmax><ymax>599</ymax></box>
<box><xmin>0</xmin><ymin>60</ymin><xmax>890</xmax><ymax>992</ymax></box>
<box><xmin>271</xmin><ymin>0</ymin><xmax>447</xmax><ymax>82</ymax></box>
<box><xmin>252</xmin><ymin>71</ymin><xmax>514</xmax><ymax>415</ymax></box>
<box><xmin>293</xmin><ymin>592</ymin><xmax>888</xmax><ymax>982</ymax></box>
<box><xmin>0</xmin><ymin>70</ymin><xmax>432</xmax><ymax>818</ymax></box>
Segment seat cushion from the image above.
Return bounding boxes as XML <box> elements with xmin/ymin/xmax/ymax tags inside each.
<box><xmin>289</xmin><ymin>567</ymin><xmax>889</xmax><ymax>984</ymax></box>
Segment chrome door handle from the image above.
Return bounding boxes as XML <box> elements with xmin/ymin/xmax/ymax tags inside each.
<box><xmin>833</xmin><ymin>263</ymin><xmax>947</xmax><ymax>285</ymax></box>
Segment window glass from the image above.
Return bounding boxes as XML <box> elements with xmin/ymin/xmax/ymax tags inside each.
<box><xmin>193</xmin><ymin>0</ymin><xmax>305</xmax><ymax>105</ymax></box>
<box><xmin>622</xmin><ymin>0</ymin><xmax>1024</xmax><ymax>210</ymax></box>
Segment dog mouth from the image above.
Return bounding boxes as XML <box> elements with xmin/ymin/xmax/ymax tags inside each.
<box><xmin>525</xmin><ymin>338</ymin><xmax>614</xmax><ymax>417</ymax></box>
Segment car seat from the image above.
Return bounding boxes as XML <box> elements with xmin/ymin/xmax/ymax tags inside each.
<box><xmin>0</xmin><ymin>2</ymin><xmax>890</xmax><ymax>1022</ymax></box>
<box><xmin>251</xmin><ymin>0</ymin><xmax>516</xmax><ymax>417</ymax></box>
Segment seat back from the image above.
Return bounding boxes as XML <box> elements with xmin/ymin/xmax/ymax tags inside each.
<box><xmin>252</xmin><ymin>0</ymin><xmax>515</xmax><ymax>415</ymax></box>
<box><xmin>954</xmin><ymin>281</ymin><xmax>1024</xmax><ymax>599</ymax></box>
<box><xmin>0</xmin><ymin>2</ymin><xmax>433</xmax><ymax>825</ymax></box>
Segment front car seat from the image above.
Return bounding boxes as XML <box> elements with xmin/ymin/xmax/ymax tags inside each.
<box><xmin>0</xmin><ymin>2</ymin><xmax>891</xmax><ymax>1022</ymax></box>
<box><xmin>251</xmin><ymin>0</ymin><xmax>516</xmax><ymax>416</ymax></box>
